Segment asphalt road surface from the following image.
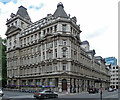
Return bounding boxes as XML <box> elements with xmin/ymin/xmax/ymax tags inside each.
<box><xmin>1</xmin><ymin>89</ymin><xmax>119</xmax><ymax>100</ymax></box>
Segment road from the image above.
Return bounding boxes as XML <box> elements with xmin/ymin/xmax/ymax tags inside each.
<box><xmin>1</xmin><ymin>90</ymin><xmax>119</xmax><ymax>100</ymax></box>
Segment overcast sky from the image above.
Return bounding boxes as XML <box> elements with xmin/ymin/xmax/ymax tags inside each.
<box><xmin>0</xmin><ymin>0</ymin><xmax>118</xmax><ymax>61</ymax></box>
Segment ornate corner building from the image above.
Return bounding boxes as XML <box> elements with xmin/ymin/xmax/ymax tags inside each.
<box><xmin>5</xmin><ymin>2</ymin><xmax>110</xmax><ymax>92</ymax></box>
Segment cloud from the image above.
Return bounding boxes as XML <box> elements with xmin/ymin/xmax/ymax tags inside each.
<box><xmin>0</xmin><ymin>0</ymin><xmax>17</xmax><ymax>4</ymax></box>
<box><xmin>29</xmin><ymin>3</ymin><xmax>44</xmax><ymax>10</ymax></box>
<box><xmin>13</xmin><ymin>0</ymin><xmax>17</xmax><ymax>4</ymax></box>
<box><xmin>86</xmin><ymin>26</ymin><xmax>109</xmax><ymax>39</ymax></box>
<box><xmin>0</xmin><ymin>0</ymin><xmax>11</xmax><ymax>4</ymax></box>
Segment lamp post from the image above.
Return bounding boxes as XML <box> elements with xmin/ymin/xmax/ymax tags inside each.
<box><xmin>99</xmin><ymin>78</ymin><xmax>102</xmax><ymax>100</ymax></box>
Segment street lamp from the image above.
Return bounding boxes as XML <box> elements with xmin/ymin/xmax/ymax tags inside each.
<box><xmin>99</xmin><ymin>78</ymin><xmax>102</xmax><ymax>100</ymax></box>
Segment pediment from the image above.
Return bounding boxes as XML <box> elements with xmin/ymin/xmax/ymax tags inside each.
<box><xmin>61</xmin><ymin>72</ymin><xmax>68</xmax><ymax>76</ymax></box>
<box><xmin>5</xmin><ymin>25</ymin><xmax>21</xmax><ymax>35</ymax></box>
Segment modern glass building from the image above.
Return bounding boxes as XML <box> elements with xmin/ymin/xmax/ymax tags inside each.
<box><xmin>105</xmin><ymin>57</ymin><xmax>117</xmax><ymax>66</ymax></box>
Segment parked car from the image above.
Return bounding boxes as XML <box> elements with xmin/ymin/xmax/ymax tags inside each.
<box><xmin>34</xmin><ymin>90</ymin><xmax>58</xmax><ymax>99</ymax></box>
<box><xmin>108</xmin><ymin>88</ymin><xmax>114</xmax><ymax>92</ymax></box>
<box><xmin>0</xmin><ymin>89</ymin><xmax>4</xmax><ymax>97</ymax></box>
<box><xmin>88</xmin><ymin>87</ymin><xmax>99</xmax><ymax>93</ymax></box>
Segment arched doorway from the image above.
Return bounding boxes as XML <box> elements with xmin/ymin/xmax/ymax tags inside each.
<box><xmin>62</xmin><ymin>79</ymin><xmax>67</xmax><ymax>91</ymax></box>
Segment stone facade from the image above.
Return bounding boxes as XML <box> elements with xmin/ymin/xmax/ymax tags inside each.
<box><xmin>5</xmin><ymin>3</ymin><xmax>110</xmax><ymax>92</ymax></box>
<box><xmin>110</xmin><ymin>65</ymin><xmax>119</xmax><ymax>89</ymax></box>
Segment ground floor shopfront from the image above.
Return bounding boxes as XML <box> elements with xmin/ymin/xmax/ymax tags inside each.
<box><xmin>7</xmin><ymin>74</ymin><xmax>110</xmax><ymax>93</ymax></box>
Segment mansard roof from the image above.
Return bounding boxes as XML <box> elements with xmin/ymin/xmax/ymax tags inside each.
<box><xmin>53</xmin><ymin>2</ymin><xmax>68</xmax><ymax>18</ymax></box>
<box><xmin>16</xmin><ymin>6</ymin><xmax>31</xmax><ymax>21</ymax></box>
<box><xmin>95</xmin><ymin>56</ymin><xmax>106</xmax><ymax>63</ymax></box>
<box><xmin>81</xmin><ymin>40</ymin><xmax>89</xmax><ymax>46</ymax></box>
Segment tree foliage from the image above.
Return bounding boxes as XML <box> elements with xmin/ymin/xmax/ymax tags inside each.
<box><xmin>1</xmin><ymin>38</ymin><xmax>7</xmax><ymax>88</ymax></box>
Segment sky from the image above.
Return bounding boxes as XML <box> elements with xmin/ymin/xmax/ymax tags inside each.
<box><xmin>0</xmin><ymin>0</ymin><xmax>119</xmax><ymax>62</ymax></box>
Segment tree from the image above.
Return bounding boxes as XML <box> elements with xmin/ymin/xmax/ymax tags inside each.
<box><xmin>0</xmin><ymin>37</ymin><xmax>7</xmax><ymax>88</ymax></box>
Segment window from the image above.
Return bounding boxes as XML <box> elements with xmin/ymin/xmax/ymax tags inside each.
<box><xmin>24</xmin><ymin>50</ymin><xmax>26</xmax><ymax>54</ymax></box>
<box><xmin>43</xmin><ymin>52</ymin><xmax>45</xmax><ymax>60</ymax></box>
<box><xmin>35</xmin><ymin>34</ymin><xmax>37</xmax><ymax>39</ymax></box>
<box><xmin>31</xmin><ymin>48</ymin><xmax>33</xmax><ymax>53</ymax></box>
<box><xmin>63</xmin><ymin>50</ymin><xmax>66</xmax><ymax>57</ymax></box>
<box><xmin>39</xmin><ymin>66</ymin><xmax>41</xmax><ymax>73</ymax></box>
<box><xmin>42</xmin><ymin>65</ymin><xmax>45</xmax><ymax>72</ymax></box>
<box><xmin>31</xmin><ymin>35</ymin><xmax>33</xmax><ymax>42</ymax></box>
<box><xmin>14</xmin><ymin>52</ymin><xmax>16</xmax><ymax>56</ymax></box>
<box><xmin>28</xmin><ymin>49</ymin><xmax>30</xmax><ymax>54</ymax></box>
<box><xmin>47</xmin><ymin>28</ymin><xmax>49</xmax><ymax>33</ymax></box>
<box><xmin>39</xmin><ymin>32</ymin><xmax>41</xmax><ymax>38</ymax></box>
<box><xmin>63</xmin><ymin>63</ymin><xmax>66</xmax><ymax>71</ymax></box>
<box><xmin>54</xmin><ymin>25</ymin><xmax>57</xmax><ymax>32</ymax></box>
<box><xmin>55</xmin><ymin>49</ymin><xmax>57</xmax><ymax>58</ymax></box>
<box><xmin>116</xmin><ymin>78</ymin><xmax>118</xmax><ymax>80</ymax></box>
<box><xmin>15</xmin><ymin>21</ymin><xmax>17</xmax><ymax>26</ymax></box>
<box><xmin>71</xmin><ymin>27</ymin><xmax>73</xmax><ymax>33</ymax></box>
<box><xmin>36</xmin><ymin>79</ymin><xmax>41</xmax><ymax>85</ymax></box>
<box><xmin>35</xmin><ymin>47</ymin><xmax>38</xmax><ymax>52</ymax></box>
<box><xmin>49</xmin><ymin>64</ymin><xmax>52</xmax><ymax>72</ymax></box>
<box><xmin>27</xmin><ymin>37</ymin><xmax>29</xmax><ymax>43</ymax></box>
<box><xmin>54</xmin><ymin>64</ymin><xmax>57</xmax><ymax>71</ymax></box>
<box><xmin>42</xmin><ymin>45</ymin><xmax>45</xmax><ymax>50</ymax></box>
<box><xmin>50</xmin><ymin>27</ymin><xmax>52</xmax><ymax>33</ymax></box>
<box><xmin>49</xmin><ymin>42</ymin><xmax>53</xmax><ymax>48</ymax></box>
<box><xmin>62</xmin><ymin>24</ymin><xmax>66</xmax><ymax>32</ymax></box>
<box><xmin>43</xmin><ymin>30</ymin><xmax>46</xmax><ymax>35</ymax></box>
<box><xmin>21</xmin><ymin>22</ymin><xmax>24</xmax><ymax>28</ymax></box>
<box><xmin>39</xmin><ymin>45</ymin><xmax>41</xmax><ymax>51</ymax></box>
<box><xmin>55</xmin><ymin>40</ymin><xmax>57</xmax><ymax>47</ymax></box>
<box><xmin>21</xmin><ymin>40</ymin><xmax>22</xmax><ymax>45</ymax></box>
<box><xmin>62</xmin><ymin>40</ymin><xmax>67</xmax><ymax>45</ymax></box>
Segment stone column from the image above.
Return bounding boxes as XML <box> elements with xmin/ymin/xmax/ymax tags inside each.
<box><xmin>41</xmin><ymin>30</ymin><xmax>44</xmax><ymax>38</ymax></box>
<box><xmin>57</xmin><ymin>23</ymin><xmax>62</xmax><ymax>34</ymax></box>
<box><xmin>72</xmin><ymin>78</ymin><xmax>74</xmax><ymax>93</ymax></box>
<box><xmin>57</xmin><ymin>40</ymin><xmax>60</xmax><ymax>58</ymax></box>
<box><xmin>76</xmin><ymin>79</ymin><xmax>79</xmax><ymax>93</ymax></box>
<box><xmin>67</xmin><ymin>78</ymin><xmax>70</xmax><ymax>93</ymax></box>
<box><xmin>85</xmin><ymin>80</ymin><xmax>88</xmax><ymax>91</ymax></box>
<box><xmin>53</xmin><ymin>41</ymin><xmax>55</xmax><ymax>59</ymax></box>
<box><xmin>26</xmin><ymin>79</ymin><xmax>28</xmax><ymax>85</ymax></box>
<box><xmin>45</xmin><ymin>44</ymin><xmax>46</xmax><ymax>60</ymax></box>
<box><xmin>33</xmin><ymin>79</ymin><xmax>36</xmax><ymax>85</ymax></box>
<box><xmin>58</xmin><ymin>78</ymin><xmax>62</xmax><ymax>93</ymax></box>
<box><xmin>41</xmin><ymin>45</ymin><xmax>43</xmax><ymax>61</ymax></box>
<box><xmin>78</xmin><ymin>79</ymin><xmax>81</xmax><ymax>92</ymax></box>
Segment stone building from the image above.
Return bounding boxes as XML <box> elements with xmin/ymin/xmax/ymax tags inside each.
<box><xmin>109</xmin><ymin>65</ymin><xmax>119</xmax><ymax>89</ymax></box>
<box><xmin>5</xmin><ymin>2</ymin><xmax>110</xmax><ymax>92</ymax></box>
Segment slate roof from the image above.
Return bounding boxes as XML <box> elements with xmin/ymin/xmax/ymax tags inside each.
<box><xmin>16</xmin><ymin>6</ymin><xmax>31</xmax><ymax>21</ymax></box>
<box><xmin>81</xmin><ymin>40</ymin><xmax>89</xmax><ymax>45</ymax></box>
<box><xmin>53</xmin><ymin>2</ymin><xmax>68</xmax><ymax>18</ymax></box>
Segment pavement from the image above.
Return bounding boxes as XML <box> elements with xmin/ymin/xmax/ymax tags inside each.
<box><xmin>57</xmin><ymin>91</ymin><xmax>88</xmax><ymax>96</ymax></box>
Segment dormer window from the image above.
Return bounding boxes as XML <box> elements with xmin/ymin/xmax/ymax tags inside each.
<box><xmin>15</xmin><ymin>21</ymin><xmax>17</xmax><ymax>26</ymax></box>
<box><xmin>8</xmin><ymin>25</ymin><xmax>10</xmax><ymax>28</ymax></box>
<box><xmin>54</xmin><ymin>25</ymin><xmax>57</xmax><ymax>32</ymax></box>
<box><xmin>31</xmin><ymin>35</ymin><xmax>33</xmax><ymax>42</ymax></box>
<box><xmin>43</xmin><ymin>30</ymin><xmax>46</xmax><ymax>36</ymax></box>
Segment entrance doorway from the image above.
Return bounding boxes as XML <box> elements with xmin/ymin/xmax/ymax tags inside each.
<box><xmin>62</xmin><ymin>79</ymin><xmax>67</xmax><ymax>91</ymax></box>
